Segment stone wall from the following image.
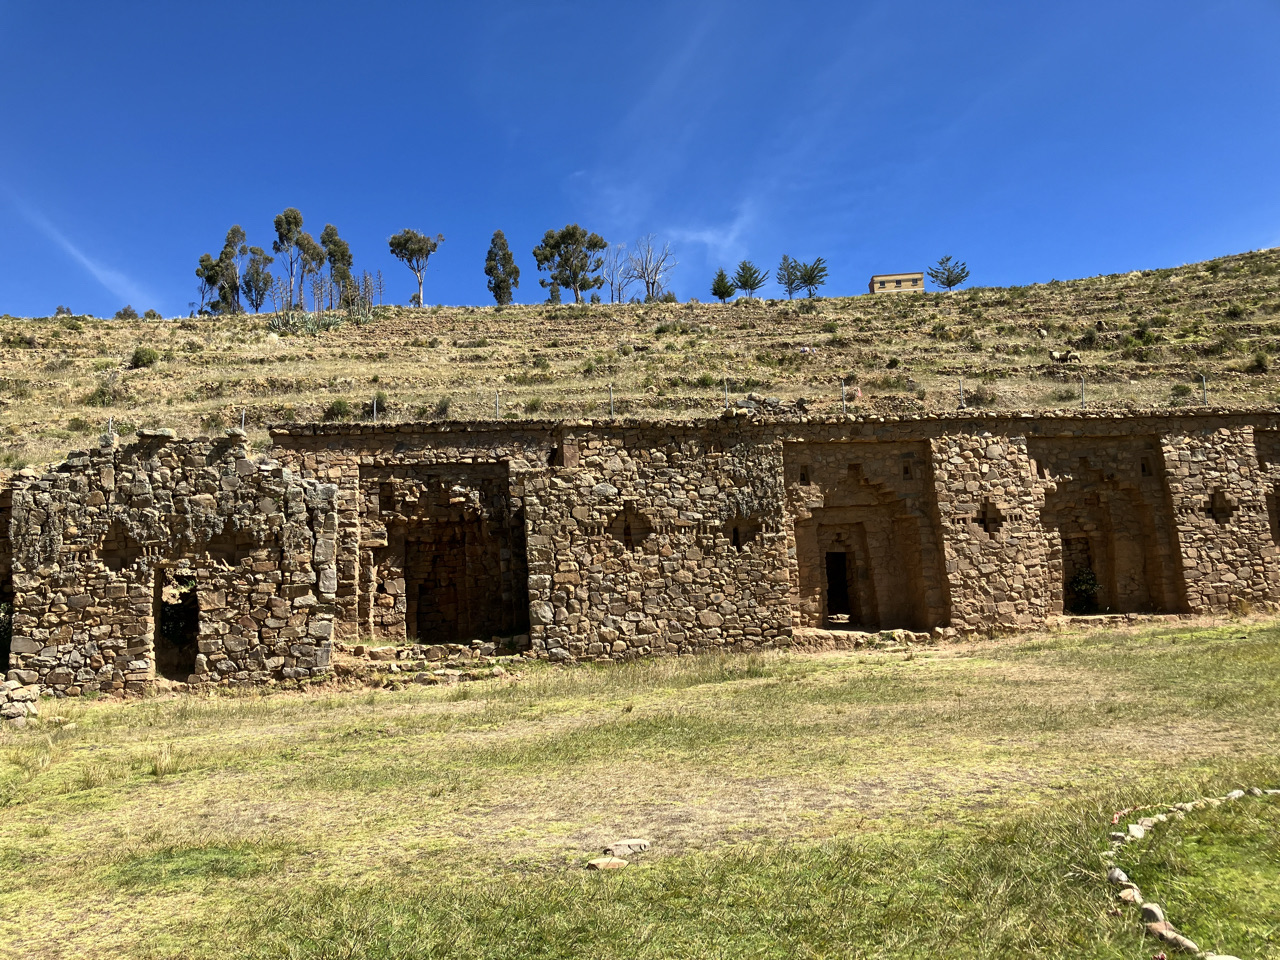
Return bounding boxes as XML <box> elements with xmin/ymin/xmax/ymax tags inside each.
<box><xmin>6</xmin><ymin>429</ymin><xmax>338</xmax><ymax>695</ymax></box>
<box><xmin>6</xmin><ymin>409</ymin><xmax>1280</xmax><ymax>697</ymax></box>
<box><xmin>521</xmin><ymin>423</ymin><xmax>793</xmax><ymax>660</ymax></box>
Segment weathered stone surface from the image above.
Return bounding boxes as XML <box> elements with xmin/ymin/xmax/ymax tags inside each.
<box><xmin>603</xmin><ymin>839</ymin><xmax>651</xmax><ymax>857</ymax></box>
<box><xmin>586</xmin><ymin>856</ymin><xmax>628</xmax><ymax>870</ymax></box>
<box><xmin>9</xmin><ymin>410</ymin><xmax>1280</xmax><ymax>697</ymax></box>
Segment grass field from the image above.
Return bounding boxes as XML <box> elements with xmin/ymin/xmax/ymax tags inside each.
<box><xmin>1</xmin><ymin>620</ymin><xmax>1277</xmax><ymax>959</ymax></box>
<box><xmin>1</xmin><ymin>247</ymin><xmax>1279</xmax><ymax>468</ymax></box>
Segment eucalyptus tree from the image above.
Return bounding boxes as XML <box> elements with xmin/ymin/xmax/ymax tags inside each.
<box><xmin>388</xmin><ymin>228</ymin><xmax>444</xmax><ymax>307</ymax></box>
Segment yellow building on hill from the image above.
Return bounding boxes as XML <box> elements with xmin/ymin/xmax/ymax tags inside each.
<box><xmin>869</xmin><ymin>272</ymin><xmax>924</xmax><ymax>294</ymax></box>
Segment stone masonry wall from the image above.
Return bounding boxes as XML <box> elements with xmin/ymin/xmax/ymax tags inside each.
<box><xmin>521</xmin><ymin>424</ymin><xmax>793</xmax><ymax>660</ymax></box>
<box><xmin>1161</xmin><ymin>426</ymin><xmax>1280</xmax><ymax>610</ymax></box>
<box><xmin>6</xmin><ymin>429</ymin><xmax>338</xmax><ymax>696</ymax></box>
<box><xmin>929</xmin><ymin>432</ymin><xmax>1053</xmax><ymax>632</ymax></box>
<box><xmin>7</xmin><ymin>410</ymin><xmax>1280</xmax><ymax>697</ymax></box>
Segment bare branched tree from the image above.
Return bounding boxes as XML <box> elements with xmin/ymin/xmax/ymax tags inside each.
<box><xmin>268</xmin><ymin>277</ymin><xmax>290</xmax><ymax>314</ymax></box>
<box><xmin>311</xmin><ymin>275</ymin><xmax>327</xmax><ymax>315</ymax></box>
<box><xmin>602</xmin><ymin>243</ymin><xmax>631</xmax><ymax>303</ymax></box>
<box><xmin>625</xmin><ymin>234</ymin><xmax>677</xmax><ymax>301</ymax></box>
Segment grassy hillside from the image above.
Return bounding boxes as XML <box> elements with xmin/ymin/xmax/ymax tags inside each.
<box><xmin>2</xmin><ymin>247</ymin><xmax>1279</xmax><ymax>467</ymax></box>
<box><xmin>1</xmin><ymin>621</ymin><xmax>1277</xmax><ymax>958</ymax></box>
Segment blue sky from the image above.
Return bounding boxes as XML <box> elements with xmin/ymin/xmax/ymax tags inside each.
<box><xmin>1</xmin><ymin>0</ymin><xmax>1278</xmax><ymax>316</ymax></box>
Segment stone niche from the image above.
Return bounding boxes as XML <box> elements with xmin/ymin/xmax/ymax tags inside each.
<box><xmin>1030</xmin><ymin>436</ymin><xmax>1187</xmax><ymax>615</ymax></box>
<box><xmin>357</xmin><ymin>463</ymin><xmax>529</xmax><ymax>644</ymax></box>
<box><xmin>785</xmin><ymin>441</ymin><xmax>949</xmax><ymax>631</ymax></box>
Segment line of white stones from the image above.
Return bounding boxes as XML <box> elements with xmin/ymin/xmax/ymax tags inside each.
<box><xmin>1102</xmin><ymin>786</ymin><xmax>1279</xmax><ymax>958</ymax></box>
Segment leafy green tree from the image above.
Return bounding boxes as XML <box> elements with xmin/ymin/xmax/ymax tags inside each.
<box><xmin>388</xmin><ymin>228</ymin><xmax>444</xmax><ymax>307</ymax></box>
<box><xmin>194</xmin><ymin>225</ymin><xmax>248</xmax><ymax>315</ymax></box>
<box><xmin>484</xmin><ymin>230</ymin><xmax>520</xmax><ymax>305</ymax></box>
<box><xmin>710</xmin><ymin>268</ymin><xmax>736</xmax><ymax>303</ymax></box>
<box><xmin>928</xmin><ymin>255</ymin><xmax>970</xmax><ymax>291</ymax></box>
<box><xmin>195</xmin><ymin>253</ymin><xmax>220</xmax><ymax>313</ymax></box>
<box><xmin>320</xmin><ymin>224</ymin><xmax>353</xmax><ymax>301</ymax></box>
<box><xmin>216</xmin><ymin>225</ymin><xmax>248</xmax><ymax>313</ymax></box>
<box><xmin>272</xmin><ymin>208</ymin><xmax>305</xmax><ymax>308</ymax></box>
<box><xmin>241</xmin><ymin>247</ymin><xmax>274</xmax><ymax>314</ymax></box>
<box><xmin>114</xmin><ymin>305</ymin><xmax>139</xmax><ymax>320</ymax></box>
<box><xmin>546</xmin><ymin>282</ymin><xmax>562</xmax><ymax>305</ymax></box>
<box><xmin>732</xmin><ymin>260</ymin><xmax>769</xmax><ymax>299</ymax></box>
<box><xmin>798</xmin><ymin>257</ymin><xmax>829</xmax><ymax>298</ymax></box>
<box><xmin>532</xmin><ymin>224</ymin><xmax>607</xmax><ymax>303</ymax></box>
<box><xmin>777</xmin><ymin>255</ymin><xmax>802</xmax><ymax>299</ymax></box>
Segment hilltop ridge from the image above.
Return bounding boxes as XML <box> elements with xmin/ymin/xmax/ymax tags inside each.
<box><xmin>2</xmin><ymin>246</ymin><xmax>1278</xmax><ymax>467</ymax></box>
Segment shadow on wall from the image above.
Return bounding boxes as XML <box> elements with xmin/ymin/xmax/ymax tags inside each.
<box><xmin>1032</xmin><ymin>441</ymin><xmax>1187</xmax><ymax>616</ymax></box>
<box><xmin>0</xmin><ymin>602</ymin><xmax>10</xmax><ymax>677</ymax></box>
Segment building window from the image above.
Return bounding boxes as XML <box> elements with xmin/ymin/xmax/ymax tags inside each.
<box><xmin>878</xmin><ymin>281</ymin><xmax>886</xmax><ymax>288</ymax></box>
<box><xmin>911</xmin><ymin>278</ymin><xmax>919</xmax><ymax>285</ymax></box>
<box><xmin>895</xmin><ymin>279</ymin><xmax>902</xmax><ymax>287</ymax></box>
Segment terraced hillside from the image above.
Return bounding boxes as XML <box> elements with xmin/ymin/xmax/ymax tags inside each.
<box><xmin>2</xmin><ymin>246</ymin><xmax>1278</xmax><ymax>467</ymax></box>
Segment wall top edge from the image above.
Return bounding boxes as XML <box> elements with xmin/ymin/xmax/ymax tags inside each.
<box><xmin>266</xmin><ymin>407</ymin><xmax>1280</xmax><ymax>436</ymax></box>
<box><xmin>13</xmin><ymin>407</ymin><xmax>1280</xmax><ymax>483</ymax></box>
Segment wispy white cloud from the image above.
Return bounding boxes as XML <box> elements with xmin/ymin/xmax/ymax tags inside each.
<box><xmin>669</xmin><ymin>201</ymin><xmax>757</xmax><ymax>265</ymax></box>
<box><xmin>2</xmin><ymin>188</ymin><xmax>152</xmax><ymax>307</ymax></box>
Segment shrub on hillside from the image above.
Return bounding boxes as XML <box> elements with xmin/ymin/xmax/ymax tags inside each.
<box><xmin>83</xmin><ymin>382</ymin><xmax>122</xmax><ymax>407</ymax></box>
<box><xmin>114</xmin><ymin>305</ymin><xmax>139</xmax><ymax>320</ymax></box>
<box><xmin>322</xmin><ymin>399</ymin><xmax>354</xmax><ymax>421</ymax></box>
<box><xmin>130</xmin><ymin>346</ymin><xmax>160</xmax><ymax>368</ymax></box>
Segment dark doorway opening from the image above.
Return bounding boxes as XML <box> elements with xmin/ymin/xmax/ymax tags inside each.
<box><xmin>0</xmin><ymin>602</ymin><xmax>10</xmax><ymax>675</ymax></box>
<box><xmin>155</xmin><ymin>575</ymin><xmax>199</xmax><ymax>681</ymax></box>
<box><xmin>1063</xmin><ymin>536</ymin><xmax>1100</xmax><ymax>614</ymax></box>
<box><xmin>0</xmin><ymin>569</ymin><xmax>11</xmax><ymax>676</ymax></box>
<box><xmin>825</xmin><ymin>551</ymin><xmax>852</xmax><ymax>624</ymax></box>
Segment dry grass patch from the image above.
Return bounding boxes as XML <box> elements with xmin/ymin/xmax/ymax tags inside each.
<box><xmin>0</xmin><ymin>621</ymin><xmax>1277</xmax><ymax>957</ymax></box>
<box><xmin>2</xmin><ymin>247</ymin><xmax>1280</xmax><ymax>466</ymax></box>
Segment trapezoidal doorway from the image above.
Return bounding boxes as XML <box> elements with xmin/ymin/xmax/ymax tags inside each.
<box><xmin>360</xmin><ymin>466</ymin><xmax>531</xmax><ymax>645</ymax></box>
<box><xmin>379</xmin><ymin>512</ymin><xmax>529</xmax><ymax>646</ymax></box>
<box><xmin>788</xmin><ymin>441</ymin><xmax>949</xmax><ymax>632</ymax></box>
<box><xmin>809</xmin><ymin>516</ymin><xmax>924</xmax><ymax>631</ymax></box>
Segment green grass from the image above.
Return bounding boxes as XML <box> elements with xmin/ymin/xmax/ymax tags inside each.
<box><xmin>1</xmin><ymin>622</ymin><xmax>1278</xmax><ymax>958</ymax></box>
<box><xmin>1116</xmin><ymin>796</ymin><xmax>1280</xmax><ymax>958</ymax></box>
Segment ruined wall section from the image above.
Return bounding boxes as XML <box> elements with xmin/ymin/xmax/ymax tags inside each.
<box><xmin>522</xmin><ymin>424</ymin><xmax>793</xmax><ymax>660</ymax></box>
<box><xmin>929</xmin><ymin>433</ymin><xmax>1053</xmax><ymax>631</ymax></box>
<box><xmin>1028</xmin><ymin>434</ymin><xmax>1185</xmax><ymax>615</ymax></box>
<box><xmin>1162</xmin><ymin>425</ymin><xmax>1279</xmax><ymax>610</ymax></box>
<box><xmin>269</xmin><ymin>424</ymin><xmax>552</xmax><ymax>642</ymax></box>
<box><xmin>7</xmin><ymin>431</ymin><xmax>338</xmax><ymax>695</ymax></box>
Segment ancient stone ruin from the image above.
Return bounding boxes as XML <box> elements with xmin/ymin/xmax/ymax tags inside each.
<box><xmin>5</xmin><ymin>409</ymin><xmax>1280</xmax><ymax>699</ymax></box>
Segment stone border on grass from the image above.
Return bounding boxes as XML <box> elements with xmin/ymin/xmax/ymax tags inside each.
<box><xmin>1102</xmin><ymin>785</ymin><xmax>1279</xmax><ymax>958</ymax></box>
